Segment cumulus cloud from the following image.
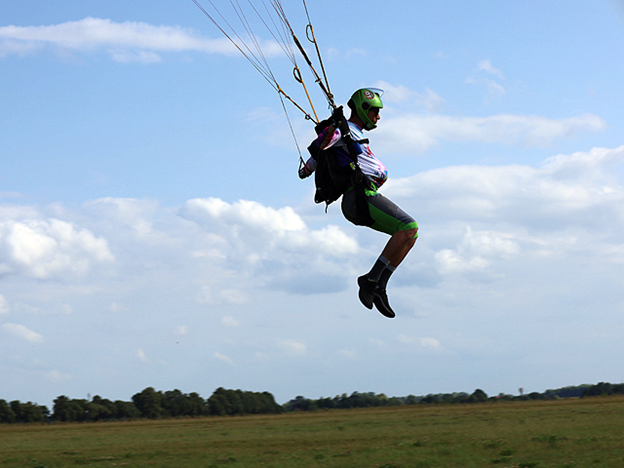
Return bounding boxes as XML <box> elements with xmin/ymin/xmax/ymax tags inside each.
<box><xmin>376</xmin><ymin>80</ymin><xmax>446</xmax><ymax>112</ymax></box>
<box><xmin>435</xmin><ymin>227</ymin><xmax>520</xmax><ymax>275</ymax></box>
<box><xmin>185</xmin><ymin>198</ymin><xmax>305</xmax><ymax>233</ymax></box>
<box><xmin>0</xmin><ymin>218</ymin><xmax>114</xmax><ymax>279</ymax></box>
<box><xmin>183</xmin><ymin>198</ymin><xmax>358</xmax><ymax>258</ymax></box>
<box><xmin>182</xmin><ymin>197</ymin><xmax>359</xmax><ymax>294</ymax></box>
<box><xmin>3</xmin><ymin>323</ymin><xmax>44</xmax><ymax>343</ymax></box>
<box><xmin>385</xmin><ymin>145</ymin><xmax>624</xmax><ymax>282</ymax></box>
<box><xmin>0</xmin><ymin>17</ymin><xmax>250</xmax><ymax>62</ymax></box>
<box><xmin>1</xmin><ymin>145</ymin><xmax>622</xmax><ymax>316</ymax></box>
<box><xmin>388</xmin><ymin>146</ymin><xmax>624</xmax><ymax>226</ymax></box>
<box><xmin>376</xmin><ymin>113</ymin><xmax>606</xmax><ymax>154</ymax></box>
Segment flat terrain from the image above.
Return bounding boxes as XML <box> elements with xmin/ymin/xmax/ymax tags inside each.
<box><xmin>2</xmin><ymin>396</ymin><xmax>624</xmax><ymax>467</ymax></box>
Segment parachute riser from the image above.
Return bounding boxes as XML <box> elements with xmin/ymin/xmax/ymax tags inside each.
<box><xmin>290</xmin><ymin>33</ymin><xmax>335</xmax><ymax>110</ymax></box>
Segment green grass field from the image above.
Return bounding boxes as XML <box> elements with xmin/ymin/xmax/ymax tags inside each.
<box><xmin>2</xmin><ymin>396</ymin><xmax>623</xmax><ymax>468</ymax></box>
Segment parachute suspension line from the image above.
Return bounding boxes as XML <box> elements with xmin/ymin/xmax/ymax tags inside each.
<box><xmin>271</xmin><ymin>0</ymin><xmax>336</xmax><ymax>109</ymax></box>
<box><xmin>223</xmin><ymin>0</ymin><xmax>280</xmax><ymax>90</ymax></box>
<box><xmin>302</xmin><ymin>0</ymin><xmax>332</xmax><ymax>103</ymax></box>
<box><xmin>246</xmin><ymin>0</ymin><xmax>319</xmax><ymax>122</ymax></box>
<box><xmin>272</xmin><ymin>1</ymin><xmax>335</xmax><ymax>110</ymax></box>
<box><xmin>192</xmin><ymin>0</ymin><xmax>321</xmax><ymax>124</ymax></box>
<box><xmin>192</xmin><ymin>0</ymin><xmax>278</xmax><ymax>90</ymax></box>
<box><xmin>250</xmin><ymin>0</ymin><xmax>297</xmax><ymax>63</ymax></box>
<box><xmin>277</xmin><ymin>90</ymin><xmax>305</xmax><ymax>165</ymax></box>
<box><xmin>277</xmin><ymin>85</ymin><xmax>316</xmax><ymax>124</ymax></box>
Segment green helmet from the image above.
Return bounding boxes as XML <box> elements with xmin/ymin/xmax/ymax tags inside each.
<box><xmin>348</xmin><ymin>88</ymin><xmax>384</xmax><ymax>130</ymax></box>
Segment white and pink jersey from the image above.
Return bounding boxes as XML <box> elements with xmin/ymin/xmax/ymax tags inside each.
<box><xmin>305</xmin><ymin>121</ymin><xmax>388</xmax><ymax>189</ymax></box>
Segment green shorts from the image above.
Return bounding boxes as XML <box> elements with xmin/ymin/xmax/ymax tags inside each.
<box><xmin>341</xmin><ymin>186</ymin><xmax>418</xmax><ymax>236</ymax></box>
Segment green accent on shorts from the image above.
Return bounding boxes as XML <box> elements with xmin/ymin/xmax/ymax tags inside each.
<box><xmin>342</xmin><ymin>185</ymin><xmax>418</xmax><ymax>237</ymax></box>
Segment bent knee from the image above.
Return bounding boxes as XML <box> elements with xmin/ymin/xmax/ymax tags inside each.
<box><xmin>403</xmin><ymin>227</ymin><xmax>419</xmax><ymax>240</ymax></box>
<box><xmin>394</xmin><ymin>227</ymin><xmax>418</xmax><ymax>243</ymax></box>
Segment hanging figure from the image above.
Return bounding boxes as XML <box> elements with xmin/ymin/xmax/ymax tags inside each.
<box><xmin>299</xmin><ymin>88</ymin><xmax>418</xmax><ymax>318</ymax></box>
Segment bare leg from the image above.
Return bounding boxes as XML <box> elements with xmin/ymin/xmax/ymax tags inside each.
<box><xmin>381</xmin><ymin>228</ymin><xmax>418</xmax><ymax>268</ymax></box>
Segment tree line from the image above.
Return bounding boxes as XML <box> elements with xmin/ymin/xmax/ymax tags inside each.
<box><xmin>0</xmin><ymin>387</ymin><xmax>281</xmax><ymax>424</ymax></box>
<box><xmin>1</xmin><ymin>382</ymin><xmax>623</xmax><ymax>424</ymax></box>
<box><xmin>282</xmin><ymin>382</ymin><xmax>624</xmax><ymax>411</ymax></box>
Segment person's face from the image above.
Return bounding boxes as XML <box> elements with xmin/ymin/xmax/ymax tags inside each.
<box><xmin>368</xmin><ymin>107</ymin><xmax>381</xmax><ymax>126</ymax></box>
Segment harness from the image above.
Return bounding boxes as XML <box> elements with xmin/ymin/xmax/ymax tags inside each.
<box><xmin>307</xmin><ymin>107</ymin><xmax>375</xmax><ymax>225</ymax></box>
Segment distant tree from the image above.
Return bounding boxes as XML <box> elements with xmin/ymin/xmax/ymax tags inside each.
<box><xmin>208</xmin><ymin>392</ymin><xmax>228</xmax><ymax>416</ymax></box>
<box><xmin>10</xmin><ymin>401</ymin><xmax>47</xmax><ymax>423</ymax></box>
<box><xmin>467</xmin><ymin>389</ymin><xmax>488</xmax><ymax>403</ymax></box>
<box><xmin>583</xmin><ymin>382</ymin><xmax>614</xmax><ymax>398</ymax></box>
<box><xmin>85</xmin><ymin>401</ymin><xmax>112</xmax><ymax>421</ymax></box>
<box><xmin>0</xmin><ymin>399</ymin><xmax>16</xmax><ymax>423</ymax></box>
<box><xmin>405</xmin><ymin>395</ymin><xmax>419</xmax><ymax>405</ymax></box>
<box><xmin>53</xmin><ymin>396</ymin><xmax>84</xmax><ymax>422</ymax></box>
<box><xmin>132</xmin><ymin>387</ymin><xmax>164</xmax><ymax>419</ymax></box>
<box><xmin>258</xmin><ymin>391</ymin><xmax>282</xmax><ymax>414</ymax></box>
<box><xmin>420</xmin><ymin>394</ymin><xmax>437</xmax><ymax>404</ymax></box>
<box><xmin>613</xmin><ymin>383</ymin><xmax>624</xmax><ymax>395</ymax></box>
<box><xmin>187</xmin><ymin>392</ymin><xmax>210</xmax><ymax>417</ymax></box>
<box><xmin>114</xmin><ymin>400</ymin><xmax>141</xmax><ymax>419</ymax></box>
<box><xmin>88</xmin><ymin>396</ymin><xmax>115</xmax><ymax>421</ymax></box>
<box><xmin>316</xmin><ymin>397</ymin><xmax>336</xmax><ymax>410</ymax></box>
<box><xmin>162</xmin><ymin>389</ymin><xmax>189</xmax><ymax>418</ymax></box>
<box><xmin>544</xmin><ymin>385</ymin><xmax>591</xmax><ymax>399</ymax></box>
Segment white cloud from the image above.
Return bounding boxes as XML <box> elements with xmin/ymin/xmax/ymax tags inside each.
<box><xmin>377</xmin><ymin>113</ymin><xmax>607</xmax><ymax>154</ymax></box>
<box><xmin>214</xmin><ymin>352</ymin><xmax>234</xmax><ymax>365</ymax></box>
<box><xmin>435</xmin><ymin>227</ymin><xmax>520</xmax><ymax>275</ymax></box>
<box><xmin>465</xmin><ymin>59</ymin><xmax>506</xmax><ymax>99</ymax></box>
<box><xmin>478</xmin><ymin>59</ymin><xmax>505</xmax><ymax>80</ymax></box>
<box><xmin>85</xmin><ymin>197</ymin><xmax>158</xmax><ymax>238</ymax></box>
<box><xmin>0</xmin><ymin>294</ymin><xmax>9</xmax><ymax>314</ymax></box>
<box><xmin>0</xmin><ymin>17</ymin><xmax>239</xmax><ymax>62</ymax></box>
<box><xmin>0</xmin><ymin>39</ymin><xmax>43</xmax><ymax>57</ymax></box>
<box><xmin>3</xmin><ymin>323</ymin><xmax>44</xmax><ymax>343</ymax></box>
<box><xmin>388</xmin><ymin>146</ymin><xmax>624</xmax><ymax>225</ymax></box>
<box><xmin>0</xmin><ymin>17</ymin><xmax>290</xmax><ymax>63</ymax></box>
<box><xmin>184</xmin><ymin>198</ymin><xmax>358</xmax><ymax>258</ymax></box>
<box><xmin>384</xmin><ymin>145</ymin><xmax>624</xmax><ymax>284</ymax></box>
<box><xmin>185</xmin><ymin>198</ymin><xmax>305</xmax><ymax>233</ymax></box>
<box><xmin>0</xmin><ymin>218</ymin><xmax>114</xmax><ymax>279</ymax></box>
<box><xmin>182</xmin><ymin>197</ymin><xmax>359</xmax><ymax>294</ymax></box>
<box><xmin>376</xmin><ymin>81</ymin><xmax>446</xmax><ymax>112</ymax></box>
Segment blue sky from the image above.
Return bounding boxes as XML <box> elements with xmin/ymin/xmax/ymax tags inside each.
<box><xmin>1</xmin><ymin>0</ymin><xmax>624</xmax><ymax>408</ymax></box>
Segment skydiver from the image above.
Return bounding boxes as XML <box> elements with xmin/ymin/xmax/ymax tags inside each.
<box><xmin>299</xmin><ymin>88</ymin><xmax>418</xmax><ymax>318</ymax></box>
